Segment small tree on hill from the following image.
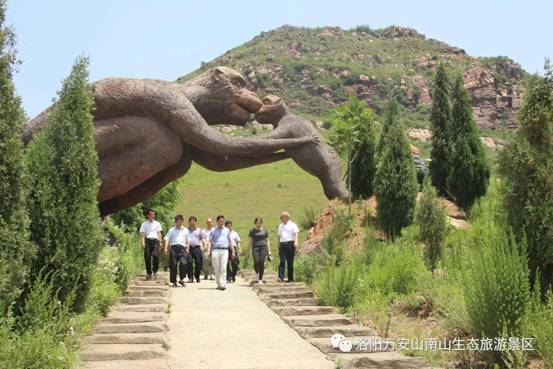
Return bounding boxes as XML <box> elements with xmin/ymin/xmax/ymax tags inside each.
<box><xmin>447</xmin><ymin>74</ymin><xmax>490</xmax><ymax>211</ymax></box>
<box><xmin>0</xmin><ymin>0</ymin><xmax>34</xmax><ymax>307</ymax></box>
<box><xmin>416</xmin><ymin>178</ymin><xmax>448</xmax><ymax>275</ymax></box>
<box><xmin>499</xmin><ymin>61</ymin><xmax>553</xmax><ymax>296</ymax></box>
<box><xmin>429</xmin><ymin>63</ymin><xmax>452</xmax><ymax>197</ymax></box>
<box><xmin>26</xmin><ymin>57</ymin><xmax>103</xmax><ymax>311</ymax></box>
<box><xmin>330</xmin><ymin>96</ymin><xmax>377</xmax><ymax>214</ymax></box>
<box><xmin>374</xmin><ymin>100</ymin><xmax>418</xmax><ymax>240</ymax></box>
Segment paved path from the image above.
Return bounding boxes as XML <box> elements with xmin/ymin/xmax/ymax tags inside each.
<box><xmin>166</xmin><ymin>277</ymin><xmax>335</xmax><ymax>369</ymax></box>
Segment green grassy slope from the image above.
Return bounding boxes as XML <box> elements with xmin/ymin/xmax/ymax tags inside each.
<box><xmin>174</xmin><ymin>160</ymin><xmax>328</xmax><ymax>252</ymax></box>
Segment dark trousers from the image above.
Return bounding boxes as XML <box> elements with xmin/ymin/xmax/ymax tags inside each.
<box><xmin>144</xmin><ymin>238</ymin><xmax>160</xmax><ymax>276</ymax></box>
<box><xmin>227</xmin><ymin>247</ymin><xmax>240</xmax><ymax>281</ymax></box>
<box><xmin>170</xmin><ymin>244</ymin><xmax>188</xmax><ymax>283</ymax></box>
<box><xmin>253</xmin><ymin>246</ymin><xmax>268</xmax><ymax>280</ymax></box>
<box><xmin>278</xmin><ymin>241</ymin><xmax>295</xmax><ymax>281</ymax></box>
<box><xmin>187</xmin><ymin>245</ymin><xmax>203</xmax><ymax>281</ymax></box>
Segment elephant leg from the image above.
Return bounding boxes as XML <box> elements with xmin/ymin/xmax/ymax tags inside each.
<box><xmin>189</xmin><ymin>147</ymin><xmax>290</xmax><ymax>172</ymax></box>
<box><xmin>95</xmin><ymin>116</ymin><xmax>183</xmax><ymax>202</ymax></box>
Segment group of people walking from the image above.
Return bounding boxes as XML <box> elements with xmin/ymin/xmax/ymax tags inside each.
<box><xmin>139</xmin><ymin>209</ymin><xmax>300</xmax><ymax>290</ymax></box>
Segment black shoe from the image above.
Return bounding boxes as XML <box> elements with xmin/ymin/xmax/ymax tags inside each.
<box><xmin>188</xmin><ymin>278</ymin><xmax>194</xmax><ymax>283</ymax></box>
<box><xmin>196</xmin><ymin>278</ymin><xmax>200</xmax><ymax>283</ymax></box>
<box><xmin>204</xmin><ymin>276</ymin><xmax>208</xmax><ymax>280</ymax></box>
<box><xmin>179</xmin><ymin>280</ymin><xmax>186</xmax><ymax>287</ymax></box>
<box><xmin>146</xmin><ymin>275</ymin><xmax>152</xmax><ymax>280</ymax></box>
<box><xmin>220</xmin><ymin>286</ymin><xmax>226</xmax><ymax>290</ymax></box>
<box><xmin>171</xmin><ymin>283</ymin><xmax>178</xmax><ymax>288</ymax></box>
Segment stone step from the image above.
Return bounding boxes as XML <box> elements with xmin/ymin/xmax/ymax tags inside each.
<box><xmin>308</xmin><ymin>336</ymin><xmax>395</xmax><ymax>354</ymax></box>
<box><xmin>94</xmin><ymin>322</ymin><xmax>168</xmax><ymax>334</ymax></box>
<box><xmin>85</xmin><ymin>333</ymin><xmax>167</xmax><ymax>344</ymax></box>
<box><xmin>113</xmin><ymin>304</ymin><xmax>167</xmax><ymax>313</ymax></box>
<box><xmin>327</xmin><ymin>351</ymin><xmax>431</xmax><ymax>369</ymax></box>
<box><xmin>125</xmin><ymin>285</ymin><xmax>169</xmax><ymax>291</ymax></box>
<box><xmin>79</xmin><ymin>359</ymin><xmax>169</xmax><ymax>369</ymax></box>
<box><xmin>256</xmin><ymin>286</ymin><xmax>313</xmax><ymax>295</ymax></box>
<box><xmin>129</xmin><ymin>279</ymin><xmax>167</xmax><ymax>287</ymax></box>
<box><xmin>242</xmin><ymin>274</ymin><xmax>278</xmax><ymax>282</ymax></box>
<box><xmin>283</xmin><ymin>314</ymin><xmax>354</xmax><ymax>327</ymax></box>
<box><xmin>294</xmin><ymin>325</ymin><xmax>377</xmax><ymax>339</ymax></box>
<box><xmin>126</xmin><ymin>289</ymin><xmax>169</xmax><ymax>298</ymax></box>
<box><xmin>103</xmin><ymin>312</ymin><xmax>167</xmax><ymax>324</ymax></box>
<box><xmin>251</xmin><ymin>281</ymin><xmax>307</xmax><ymax>288</ymax></box>
<box><xmin>272</xmin><ymin>305</ymin><xmax>337</xmax><ymax>316</ymax></box>
<box><xmin>119</xmin><ymin>296</ymin><xmax>168</xmax><ymax>305</ymax></box>
<box><xmin>265</xmin><ymin>297</ymin><xmax>320</xmax><ymax>307</ymax></box>
<box><xmin>261</xmin><ymin>290</ymin><xmax>315</xmax><ymax>300</ymax></box>
<box><xmin>80</xmin><ymin>344</ymin><xmax>167</xmax><ymax>362</ymax></box>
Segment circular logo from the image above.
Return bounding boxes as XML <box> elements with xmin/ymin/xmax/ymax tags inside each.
<box><xmin>338</xmin><ymin>339</ymin><xmax>353</xmax><ymax>352</ymax></box>
<box><xmin>330</xmin><ymin>333</ymin><xmax>345</xmax><ymax>348</ymax></box>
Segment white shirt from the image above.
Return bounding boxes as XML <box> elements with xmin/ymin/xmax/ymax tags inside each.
<box><xmin>140</xmin><ymin>220</ymin><xmax>162</xmax><ymax>240</ymax></box>
<box><xmin>278</xmin><ymin>221</ymin><xmax>299</xmax><ymax>243</ymax></box>
<box><xmin>201</xmin><ymin>228</ymin><xmax>214</xmax><ymax>251</ymax></box>
<box><xmin>164</xmin><ymin>226</ymin><xmax>189</xmax><ymax>246</ymax></box>
<box><xmin>230</xmin><ymin>230</ymin><xmax>241</xmax><ymax>247</ymax></box>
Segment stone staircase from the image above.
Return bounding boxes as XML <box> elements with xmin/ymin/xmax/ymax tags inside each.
<box><xmin>241</xmin><ymin>270</ymin><xmax>437</xmax><ymax>369</ymax></box>
<box><xmin>78</xmin><ymin>273</ymin><xmax>171</xmax><ymax>369</ymax></box>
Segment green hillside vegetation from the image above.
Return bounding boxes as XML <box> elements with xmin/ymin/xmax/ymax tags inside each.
<box><xmin>178</xmin><ymin>25</ymin><xmax>527</xmax><ymax>128</ymax></box>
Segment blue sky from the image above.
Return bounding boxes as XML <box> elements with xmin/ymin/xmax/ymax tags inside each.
<box><xmin>8</xmin><ymin>0</ymin><xmax>552</xmax><ymax>117</ymax></box>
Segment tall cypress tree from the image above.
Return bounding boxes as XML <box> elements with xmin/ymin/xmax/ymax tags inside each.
<box><xmin>429</xmin><ymin>63</ymin><xmax>452</xmax><ymax>197</ymax></box>
<box><xmin>499</xmin><ymin>62</ymin><xmax>553</xmax><ymax>295</ymax></box>
<box><xmin>446</xmin><ymin>74</ymin><xmax>490</xmax><ymax>211</ymax></box>
<box><xmin>0</xmin><ymin>0</ymin><xmax>33</xmax><ymax>306</ymax></box>
<box><xmin>374</xmin><ymin>100</ymin><xmax>418</xmax><ymax>240</ymax></box>
<box><xmin>26</xmin><ymin>57</ymin><xmax>103</xmax><ymax>311</ymax></box>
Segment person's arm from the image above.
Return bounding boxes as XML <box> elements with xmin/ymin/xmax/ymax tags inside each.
<box><xmin>140</xmin><ymin>232</ymin><xmax>145</xmax><ymax>248</ymax></box>
<box><xmin>267</xmin><ymin>232</ymin><xmax>272</xmax><ymax>256</ymax></box>
<box><xmin>228</xmin><ymin>233</ymin><xmax>235</xmax><ymax>258</ymax></box>
<box><xmin>163</xmin><ymin>231</ymin><xmax>170</xmax><ymax>254</ymax></box>
<box><xmin>185</xmin><ymin>232</ymin><xmax>190</xmax><ymax>253</ymax></box>
<box><xmin>236</xmin><ymin>234</ymin><xmax>242</xmax><ymax>254</ymax></box>
<box><xmin>294</xmin><ymin>224</ymin><xmax>299</xmax><ymax>247</ymax></box>
<box><xmin>248</xmin><ymin>235</ymin><xmax>253</xmax><ymax>253</ymax></box>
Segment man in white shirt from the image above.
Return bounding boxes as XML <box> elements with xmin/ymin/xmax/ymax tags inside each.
<box><xmin>164</xmin><ymin>214</ymin><xmax>190</xmax><ymax>287</ymax></box>
<box><xmin>139</xmin><ymin>209</ymin><xmax>163</xmax><ymax>280</ymax></box>
<box><xmin>277</xmin><ymin>211</ymin><xmax>299</xmax><ymax>282</ymax></box>
<box><xmin>225</xmin><ymin>220</ymin><xmax>241</xmax><ymax>283</ymax></box>
<box><xmin>201</xmin><ymin>218</ymin><xmax>215</xmax><ymax>280</ymax></box>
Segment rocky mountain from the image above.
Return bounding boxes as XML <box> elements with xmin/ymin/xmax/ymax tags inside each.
<box><xmin>178</xmin><ymin>25</ymin><xmax>527</xmax><ymax>130</ymax></box>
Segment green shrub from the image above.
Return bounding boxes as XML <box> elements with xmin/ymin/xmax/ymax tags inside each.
<box><xmin>350</xmin><ymin>290</ymin><xmax>393</xmax><ymax>337</ymax></box>
<box><xmin>294</xmin><ymin>253</ymin><xmax>321</xmax><ymax>285</ymax></box>
<box><xmin>314</xmin><ymin>260</ymin><xmax>363</xmax><ymax>311</ymax></box>
<box><xmin>364</xmin><ymin>239</ymin><xmax>431</xmax><ymax>296</ymax></box>
<box><xmin>463</xmin><ymin>215</ymin><xmax>530</xmax><ymax>368</ymax></box>
<box><xmin>525</xmin><ymin>290</ymin><xmax>553</xmax><ymax>368</ymax></box>
<box><xmin>416</xmin><ymin>178</ymin><xmax>448</xmax><ymax>275</ymax></box>
<box><xmin>299</xmin><ymin>206</ymin><xmax>318</xmax><ymax>230</ymax></box>
<box><xmin>0</xmin><ymin>272</ymin><xmax>79</xmax><ymax>369</ymax></box>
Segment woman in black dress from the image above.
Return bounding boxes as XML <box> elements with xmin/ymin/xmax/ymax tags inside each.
<box><xmin>248</xmin><ymin>217</ymin><xmax>272</xmax><ymax>283</ymax></box>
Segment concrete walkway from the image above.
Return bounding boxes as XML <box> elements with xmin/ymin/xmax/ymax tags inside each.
<box><xmin>166</xmin><ymin>277</ymin><xmax>335</xmax><ymax>369</ymax></box>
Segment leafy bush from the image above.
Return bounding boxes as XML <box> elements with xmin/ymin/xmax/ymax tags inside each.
<box><xmin>0</xmin><ymin>272</ymin><xmax>79</xmax><ymax>369</ymax></box>
<box><xmin>299</xmin><ymin>206</ymin><xmax>318</xmax><ymax>230</ymax></box>
<box><xmin>314</xmin><ymin>260</ymin><xmax>363</xmax><ymax>311</ymax></box>
<box><xmin>364</xmin><ymin>238</ymin><xmax>431</xmax><ymax>296</ymax></box>
<box><xmin>463</xmin><ymin>214</ymin><xmax>530</xmax><ymax>368</ymax></box>
<box><xmin>416</xmin><ymin>179</ymin><xmax>448</xmax><ymax>274</ymax></box>
<box><xmin>525</xmin><ymin>290</ymin><xmax>553</xmax><ymax>368</ymax></box>
<box><xmin>294</xmin><ymin>253</ymin><xmax>321</xmax><ymax>285</ymax></box>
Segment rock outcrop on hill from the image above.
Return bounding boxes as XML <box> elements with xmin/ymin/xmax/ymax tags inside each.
<box><xmin>179</xmin><ymin>25</ymin><xmax>527</xmax><ymax>130</ymax></box>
